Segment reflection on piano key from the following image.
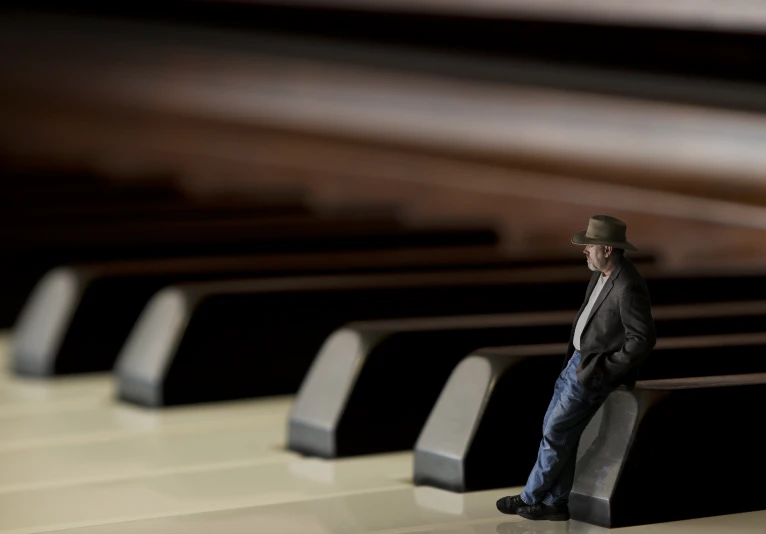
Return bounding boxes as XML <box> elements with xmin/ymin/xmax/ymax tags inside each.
<box><xmin>0</xmin><ymin>380</ymin><xmax>114</xmax><ymax>417</ymax></box>
<box><xmin>0</xmin><ymin>333</ymin><xmax>114</xmax><ymax>411</ymax></box>
<box><xmin>288</xmin><ymin>457</ymin><xmax>339</xmax><ymax>485</ymax></box>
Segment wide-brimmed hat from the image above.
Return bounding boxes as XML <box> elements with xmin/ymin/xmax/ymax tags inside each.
<box><xmin>571</xmin><ymin>215</ymin><xmax>637</xmax><ymax>251</ymax></box>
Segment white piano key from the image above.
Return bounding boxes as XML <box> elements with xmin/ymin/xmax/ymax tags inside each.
<box><xmin>29</xmin><ymin>484</ymin><xmax>766</xmax><ymax>534</ymax></box>
<box><xmin>0</xmin><ymin>423</ymin><xmax>293</xmax><ymax>492</ymax></box>
<box><xmin>0</xmin><ymin>396</ymin><xmax>292</xmax><ymax>452</ymax></box>
<box><xmin>0</xmin><ymin>374</ymin><xmax>114</xmax><ymax>414</ymax></box>
<box><xmin>0</xmin><ymin>452</ymin><xmax>412</xmax><ymax>534</ymax></box>
<box><xmin>0</xmin><ymin>485</ymin><xmax>507</xmax><ymax>534</ymax></box>
<box><xmin>0</xmin><ymin>333</ymin><xmax>114</xmax><ymax>414</ymax></box>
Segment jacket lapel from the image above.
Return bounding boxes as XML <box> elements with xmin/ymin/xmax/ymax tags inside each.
<box><xmin>582</xmin><ymin>256</ymin><xmax>626</xmax><ymax>330</ymax></box>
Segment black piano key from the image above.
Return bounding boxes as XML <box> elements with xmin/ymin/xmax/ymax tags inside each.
<box><xmin>289</xmin><ymin>314</ymin><xmax>574</xmax><ymax>458</ymax></box>
<box><xmin>114</xmin><ymin>265</ymin><xmax>759</xmax><ymax>408</ymax></box>
<box><xmin>2</xmin><ymin>215</ymin><xmax>500</xmax><ymax>328</ymax></box>
<box><xmin>11</xmin><ymin>246</ymin><xmax>521</xmax><ymax>376</ymax></box>
<box><xmin>290</xmin><ymin>301</ymin><xmax>766</xmax><ymax>459</ymax></box>
<box><xmin>115</xmin><ymin>267</ymin><xmax>592</xmax><ymax>407</ymax></box>
<box><xmin>570</xmin><ymin>374</ymin><xmax>766</xmax><ymax>527</ymax></box>
<box><xmin>413</xmin><ymin>332</ymin><xmax>766</xmax><ymax>493</ymax></box>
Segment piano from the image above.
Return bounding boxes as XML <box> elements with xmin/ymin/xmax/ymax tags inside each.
<box><xmin>1</xmin><ymin>2</ymin><xmax>766</xmax><ymax>533</ymax></box>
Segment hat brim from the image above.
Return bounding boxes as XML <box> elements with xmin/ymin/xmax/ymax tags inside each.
<box><xmin>571</xmin><ymin>231</ymin><xmax>638</xmax><ymax>252</ymax></box>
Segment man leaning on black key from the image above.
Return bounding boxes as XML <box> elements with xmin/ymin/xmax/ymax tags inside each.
<box><xmin>497</xmin><ymin>215</ymin><xmax>656</xmax><ymax>521</ymax></box>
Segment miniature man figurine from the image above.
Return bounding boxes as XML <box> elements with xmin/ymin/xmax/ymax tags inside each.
<box><xmin>497</xmin><ymin>215</ymin><xmax>656</xmax><ymax>521</ymax></box>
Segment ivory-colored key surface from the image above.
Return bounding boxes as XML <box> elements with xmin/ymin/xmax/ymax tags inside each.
<box><xmin>0</xmin><ymin>374</ymin><xmax>114</xmax><ymax>415</ymax></box>
<box><xmin>0</xmin><ymin>453</ymin><xmax>412</xmax><ymax>534</ymax></box>
<box><xmin>0</xmin><ymin>332</ymin><xmax>113</xmax><ymax>414</ymax></box>
<box><xmin>0</xmin><ymin>397</ymin><xmax>292</xmax><ymax>452</ymax></box>
<box><xmin>31</xmin><ymin>485</ymin><xmax>766</xmax><ymax>534</ymax></box>
<box><xmin>0</xmin><ymin>424</ymin><xmax>291</xmax><ymax>492</ymax></box>
<box><xmin>7</xmin><ymin>485</ymin><xmax>504</xmax><ymax>534</ymax></box>
<box><xmin>3</xmin><ymin>329</ymin><xmax>761</xmax><ymax>534</ymax></box>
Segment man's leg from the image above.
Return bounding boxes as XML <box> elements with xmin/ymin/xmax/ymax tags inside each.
<box><xmin>543</xmin><ymin>386</ymin><xmax>611</xmax><ymax>507</ymax></box>
<box><xmin>520</xmin><ymin>352</ymin><xmax>585</xmax><ymax>506</ymax></box>
<box><xmin>496</xmin><ymin>354</ymin><xmax>570</xmax><ymax>515</ymax></box>
<box><xmin>518</xmin><ymin>360</ymin><xmax>615</xmax><ymax>520</ymax></box>
<box><xmin>517</xmin><ymin>389</ymin><xmax>610</xmax><ymax>521</ymax></box>
<box><xmin>521</xmin><ymin>353</ymin><xmax>613</xmax><ymax>508</ymax></box>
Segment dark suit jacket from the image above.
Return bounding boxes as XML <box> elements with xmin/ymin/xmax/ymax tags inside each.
<box><xmin>565</xmin><ymin>255</ymin><xmax>656</xmax><ymax>390</ymax></box>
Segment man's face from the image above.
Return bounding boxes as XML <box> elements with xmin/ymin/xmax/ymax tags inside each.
<box><xmin>583</xmin><ymin>244</ymin><xmax>608</xmax><ymax>272</ymax></box>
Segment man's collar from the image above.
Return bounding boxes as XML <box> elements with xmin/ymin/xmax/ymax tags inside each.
<box><xmin>601</xmin><ymin>254</ymin><xmax>625</xmax><ymax>279</ymax></box>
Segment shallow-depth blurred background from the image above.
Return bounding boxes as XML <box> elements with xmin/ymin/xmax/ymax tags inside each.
<box><xmin>5</xmin><ymin>2</ymin><xmax>766</xmax><ymax>285</ymax></box>
<box><xmin>1</xmin><ymin>2</ymin><xmax>766</xmax><ymax>534</ymax></box>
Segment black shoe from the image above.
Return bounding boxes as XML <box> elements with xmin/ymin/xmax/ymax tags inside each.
<box><xmin>496</xmin><ymin>495</ymin><xmax>528</xmax><ymax>515</ymax></box>
<box><xmin>517</xmin><ymin>503</ymin><xmax>570</xmax><ymax>521</ymax></box>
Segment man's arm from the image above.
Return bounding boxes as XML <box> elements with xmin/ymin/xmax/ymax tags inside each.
<box><xmin>603</xmin><ymin>282</ymin><xmax>656</xmax><ymax>383</ymax></box>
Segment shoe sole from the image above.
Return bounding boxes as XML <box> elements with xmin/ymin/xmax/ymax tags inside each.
<box><xmin>495</xmin><ymin>506</ymin><xmax>521</xmax><ymax>515</ymax></box>
<box><xmin>518</xmin><ymin>510</ymin><xmax>570</xmax><ymax>521</ymax></box>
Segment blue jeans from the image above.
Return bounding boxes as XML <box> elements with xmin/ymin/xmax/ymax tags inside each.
<box><xmin>521</xmin><ymin>350</ymin><xmax>615</xmax><ymax>507</ymax></box>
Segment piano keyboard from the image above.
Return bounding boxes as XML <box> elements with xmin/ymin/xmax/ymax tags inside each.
<box><xmin>0</xmin><ymin>329</ymin><xmax>764</xmax><ymax>534</ymax></box>
<box><xmin>4</xmin><ymin>2</ymin><xmax>766</xmax><ymax>532</ymax></box>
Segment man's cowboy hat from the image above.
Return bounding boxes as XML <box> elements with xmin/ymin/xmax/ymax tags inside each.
<box><xmin>571</xmin><ymin>215</ymin><xmax>637</xmax><ymax>251</ymax></box>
